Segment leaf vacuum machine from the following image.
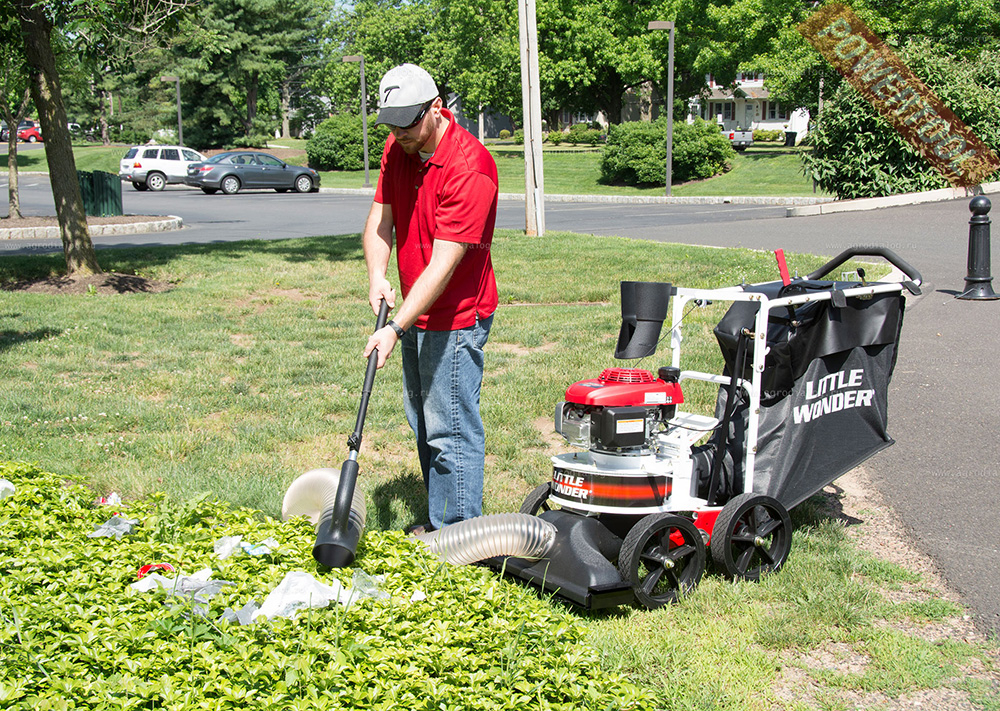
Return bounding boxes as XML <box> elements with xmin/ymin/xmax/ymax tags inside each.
<box><xmin>488</xmin><ymin>247</ymin><xmax>923</xmax><ymax>610</ymax></box>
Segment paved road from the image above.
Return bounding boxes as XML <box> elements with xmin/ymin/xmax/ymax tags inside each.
<box><xmin>4</xmin><ymin>173</ymin><xmax>999</xmax><ymax>636</ymax></box>
<box><xmin>2</xmin><ymin>173</ymin><xmax>789</xmax><ymax>252</ymax></box>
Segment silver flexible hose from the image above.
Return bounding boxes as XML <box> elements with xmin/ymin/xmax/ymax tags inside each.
<box><xmin>281</xmin><ymin>468</ymin><xmax>367</xmax><ymax>529</ymax></box>
<box><xmin>415</xmin><ymin>513</ymin><xmax>557</xmax><ymax>566</ymax></box>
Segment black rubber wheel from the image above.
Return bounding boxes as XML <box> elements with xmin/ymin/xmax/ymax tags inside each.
<box><xmin>146</xmin><ymin>172</ymin><xmax>167</xmax><ymax>191</ymax></box>
<box><xmin>519</xmin><ymin>482</ymin><xmax>560</xmax><ymax>515</ymax></box>
<box><xmin>618</xmin><ymin>513</ymin><xmax>705</xmax><ymax>609</ymax></box>
<box><xmin>220</xmin><ymin>175</ymin><xmax>241</xmax><ymax>195</ymax></box>
<box><xmin>132</xmin><ymin>182</ymin><xmax>148</xmax><ymax>191</ymax></box>
<box><xmin>294</xmin><ymin>175</ymin><xmax>313</xmax><ymax>193</ymax></box>
<box><xmin>710</xmin><ymin>493</ymin><xmax>792</xmax><ymax>581</ymax></box>
<box><xmin>201</xmin><ymin>187</ymin><xmax>218</xmax><ymax>195</ymax></box>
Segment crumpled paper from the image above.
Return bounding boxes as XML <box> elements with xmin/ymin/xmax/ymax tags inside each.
<box><xmin>88</xmin><ymin>515</ymin><xmax>140</xmax><ymax>539</ymax></box>
<box><xmin>130</xmin><ymin>567</ymin><xmax>234</xmax><ymax>609</ymax></box>
<box><xmin>0</xmin><ymin>479</ymin><xmax>14</xmax><ymax>500</ymax></box>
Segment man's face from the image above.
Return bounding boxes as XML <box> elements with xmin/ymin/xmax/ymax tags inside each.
<box><xmin>390</xmin><ymin>99</ymin><xmax>438</xmax><ymax>154</ymax></box>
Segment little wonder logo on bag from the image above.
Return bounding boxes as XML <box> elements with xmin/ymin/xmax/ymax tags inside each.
<box><xmin>798</xmin><ymin>3</ymin><xmax>1000</xmax><ymax>187</ymax></box>
<box><xmin>793</xmin><ymin>368</ymin><xmax>875</xmax><ymax>424</ymax></box>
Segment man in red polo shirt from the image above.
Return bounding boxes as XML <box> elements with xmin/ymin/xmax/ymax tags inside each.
<box><xmin>362</xmin><ymin>63</ymin><xmax>498</xmax><ymax>532</ymax></box>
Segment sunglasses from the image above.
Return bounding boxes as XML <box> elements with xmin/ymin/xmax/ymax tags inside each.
<box><xmin>395</xmin><ymin>99</ymin><xmax>435</xmax><ymax>130</ymax></box>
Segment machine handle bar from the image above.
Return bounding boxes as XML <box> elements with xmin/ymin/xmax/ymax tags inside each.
<box><xmin>806</xmin><ymin>246</ymin><xmax>922</xmax><ymax>287</ymax></box>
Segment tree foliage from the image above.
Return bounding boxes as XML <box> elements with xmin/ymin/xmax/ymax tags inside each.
<box><xmin>803</xmin><ymin>40</ymin><xmax>1000</xmax><ymax>199</ymax></box>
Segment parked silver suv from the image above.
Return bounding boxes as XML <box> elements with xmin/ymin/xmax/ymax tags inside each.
<box><xmin>119</xmin><ymin>144</ymin><xmax>206</xmax><ymax>191</ymax></box>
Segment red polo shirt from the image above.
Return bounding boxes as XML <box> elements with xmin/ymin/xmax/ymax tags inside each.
<box><xmin>374</xmin><ymin>109</ymin><xmax>499</xmax><ymax>331</ymax></box>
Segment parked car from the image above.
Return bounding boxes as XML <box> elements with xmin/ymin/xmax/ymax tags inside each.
<box><xmin>17</xmin><ymin>123</ymin><xmax>43</xmax><ymax>143</ymax></box>
<box><xmin>4</xmin><ymin>120</ymin><xmax>42</xmax><ymax>143</ymax></box>
<box><xmin>184</xmin><ymin>151</ymin><xmax>320</xmax><ymax>195</ymax></box>
<box><xmin>119</xmin><ymin>145</ymin><xmax>207</xmax><ymax>191</ymax></box>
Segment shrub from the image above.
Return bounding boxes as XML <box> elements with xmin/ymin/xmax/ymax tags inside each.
<box><xmin>566</xmin><ymin>123</ymin><xmax>604</xmax><ymax>146</ymax></box>
<box><xmin>513</xmin><ymin>129</ymin><xmax>524</xmax><ymax>144</ymax></box>
<box><xmin>498</xmin><ymin>129</ymin><xmax>511</xmax><ymax>140</ymax></box>
<box><xmin>306</xmin><ymin>113</ymin><xmax>390</xmax><ymax>171</ymax></box>
<box><xmin>601</xmin><ymin>117</ymin><xmax>734</xmax><ymax>187</ymax></box>
<box><xmin>753</xmin><ymin>129</ymin><xmax>785</xmax><ymax>142</ymax></box>
<box><xmin>803</xmin><ymin>40</ymin><xmax>1000</xmax><ymax>199</ymax></box>
<box><xmin>548</xmin><ymin>131</ymin><xmax>563</xmax><ymax>145</ymax></box>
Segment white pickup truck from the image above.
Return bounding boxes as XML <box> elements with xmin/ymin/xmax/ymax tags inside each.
<box><xmin>723</xmin><ymin>128</ymin><xmax>753</xmax><ymax>151</ymax></box>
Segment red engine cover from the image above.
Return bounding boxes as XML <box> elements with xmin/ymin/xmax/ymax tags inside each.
<box><xmin>564</xmin><ymin>368</ymin><xmax>683</xmax><ymax>407</ymax></box>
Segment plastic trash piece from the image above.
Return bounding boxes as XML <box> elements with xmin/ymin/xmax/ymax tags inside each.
<box><xmin>88</xmin><ymin>515</ymin><xmax>139</xmax><ymax>538</ymax></box>
<box><xmin>241</xmin><ymin>537</ymin><xmax>279</xmax><ymax>556</ymax></box>
<box><xmin>214</xmin><ymin>536</ymin><xmax>280</xmax><ymax>559</ymax></box>
<box><xmin>221</xmin><ymin>600</ymin><xmax>260</xmax><ymax>626</ymax></box>
<box><xmin>0</xmin><ymin>479</ymin><xmax>14</xmax><ymax>500</ymax></box>
<box><xmin>95</xmin><ymin>492</ymin><xmax>122</xmax><ymax>506</ymax></box>
<box><xmin>137</xmin><ymin>563</ymin><xmax>175</xmax><ymax>579</ymax></box>
<box><xmin>130</xmin><ymin>567</ymin><xmax>234</xmax><ymax>609</ymax></box>
<box><xmin>214</xmin><ymin>535</ymin><xmax>244</xmax><ymax>560</ymax></box>
<box><xmin>252</xmin><ymin>571</ymin><xmax>353</xmax><ymax>621</ymax></box>
<box><xmin>350</xmin><ymin>569</ymin><xmax>390</xmax><ymax>602</ymax></box>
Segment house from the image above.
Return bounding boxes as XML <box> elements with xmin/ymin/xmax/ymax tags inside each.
<box><xmin>691</xmin><ymin>73</ymin><xmax>810</xmax><ymax>142</ymax></box>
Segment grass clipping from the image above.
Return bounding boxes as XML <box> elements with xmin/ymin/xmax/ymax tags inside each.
<box><xmin>0</xmin><ymin>462</ymin><xmax>651</xmax><ymax>710</ymax></box>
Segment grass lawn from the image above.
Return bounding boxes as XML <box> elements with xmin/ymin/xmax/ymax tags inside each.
<box><xmin>31</xmin><ymin>139</ymin><xmax>828</xmax><ymax>198</ymax></box>
<box><xmin>1</xmin><ymin>232</ymin><xmax>995</xmax><ymax>709</ymax></box>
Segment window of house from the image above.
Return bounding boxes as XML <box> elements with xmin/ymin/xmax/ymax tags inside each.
<box><xmin>767</xmin><ymin>102</ymin><xmax>788</xmax><ymax>120</ymax></box>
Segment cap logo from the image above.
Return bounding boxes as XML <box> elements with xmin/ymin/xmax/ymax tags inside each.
<box><xmin>383</xmin><ymin>85</ymin><xmax>400</xmax><ymax>105</ymax></box>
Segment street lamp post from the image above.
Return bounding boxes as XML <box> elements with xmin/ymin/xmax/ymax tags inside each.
<box><xmin>160</xmin><ymin>75</ymin><xmax>183</xmax><ymax>146</ymax></box>
<box><xmin>648</xmin><ymin>21</ymin><xmax>674</xmax><ymax>197</ymax></box>
<box><xmin>342</xmin><ymin>55</ymin><xmax>371</xmax><ymax>189</ymax></box>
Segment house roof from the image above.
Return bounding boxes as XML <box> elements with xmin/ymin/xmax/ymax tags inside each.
<box><xmin>707</xmin><ymin>86</ymin><xmax>771</xmax><ymax>100</ymax></box>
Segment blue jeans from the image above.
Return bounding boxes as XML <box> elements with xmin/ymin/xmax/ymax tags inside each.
<box><xmin>400</xmin><ymin>314</ymin><xmax>492</xmax><ymax>529</ymax></box>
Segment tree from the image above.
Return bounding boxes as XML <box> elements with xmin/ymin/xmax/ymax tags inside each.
<box><xmin>0</xmin><ymin>10</ymin><xmax>33</xmax><ymax>220</ymax></box>
<box><xmin>168</xmin><ymin>0</ymin><xmax>328</xmax><ymax>147</ymax></box>
<box><xmin>10</xmin><ymin>0</ymin><xmax>194</xmax><ymax>276</ymax></box>
<box><xmin>803</xmin><ymin>41</ymin><xmax>1000</xmax><ymax>199</ymax></box>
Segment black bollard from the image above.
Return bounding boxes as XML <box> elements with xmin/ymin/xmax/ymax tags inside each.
<box><xmin>957</xmin><ymin>196</ymin><xmax>999</xmax><ymax>300</ymax></box>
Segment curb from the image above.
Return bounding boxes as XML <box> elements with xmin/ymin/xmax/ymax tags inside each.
<box><xmin>786</xmin><ymin>181</ymin><xmax>1000</xmax><ymax>217</ymax></box>
<box><xmin>0</xmin><ymin>215</ymin><xmax>183</xmax><ymax>241</ymax></box>
<box><xmin>318</xmin><ymin>186</ymin><xmax>833</xmax><ymax>206</ymax></box>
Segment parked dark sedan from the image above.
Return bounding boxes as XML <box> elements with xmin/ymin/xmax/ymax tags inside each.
<box><xmin>184</xmin><ymin>151</ymin><xmax>320</xmax><ymax>195</ymax></box>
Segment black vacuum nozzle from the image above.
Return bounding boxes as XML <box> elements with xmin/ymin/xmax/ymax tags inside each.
<box><xmin>312</xmin><ymin>300</ymin><xmax>390</xmax><ymax>568</ymax></box>
<box><xmin>614</xmin><ymin>281</ymin><xmax>673</xmax><ymax>359</ymax></box>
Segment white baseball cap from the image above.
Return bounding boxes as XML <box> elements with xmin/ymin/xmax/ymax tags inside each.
<box><xmin>375</xmin><ymin>64</ymin><xmax>440</xmax><ymax>127</ymax></box>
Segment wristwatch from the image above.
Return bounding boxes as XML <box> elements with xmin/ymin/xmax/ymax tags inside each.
<box><xmin>387</xmin><ymin>320</ymin><xmax>406</xmax><ymax>338</ymax></box>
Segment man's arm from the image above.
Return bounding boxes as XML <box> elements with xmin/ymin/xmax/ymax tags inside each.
<box><xmin>364</xmin><ymin>238</ymin><xmax>468</xmax><ymax>368</ymax></box>
<box><xmin>363</xmin><ymin>201</ymin><xmax>396</xmax><ymax>314</ymax></box>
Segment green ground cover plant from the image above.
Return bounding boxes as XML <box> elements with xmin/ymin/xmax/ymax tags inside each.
<box><xmin>0</xmin><ymin>462</ymin><xmax>649</xmax><ymax>710</ymax></box>
<box><xmin>2</xmin><ymin>232</ymin><xmax>996</xmax><ymax>709</ymax></box>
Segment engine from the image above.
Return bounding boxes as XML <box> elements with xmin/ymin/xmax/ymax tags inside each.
<box><xmin>555</xmin><ymin>367</ymin><xmax>683</xmax><ymax>453</ymax></box>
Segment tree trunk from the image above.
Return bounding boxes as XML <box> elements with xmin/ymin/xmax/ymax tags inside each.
<box><xmin>6</xmin><ymin>133</ymin><xmax>22</xmax><ymax>219</ymax></box>
<box><xmin>3</xmin><ymin>88</ymin><xmax>31</xmax><ymax>220</ymax></box>
<box><xmin>245</xmin><ymin>71</ymin><xmax>259</xmax><ymax>135</ymax></box>
<box><xmin>99</xmin><ymin>88</ymin><xmax>111</xmax><ymax>146</ymax></box>
<box><xmin>15</xmin><ymin>1</ymin><xmax>101</xmax><ymax>276</ymax></box>
<box><xmin>280</xmin><ymin>81</ymin><xmax>291</xmax><ymax>139</ymax></box>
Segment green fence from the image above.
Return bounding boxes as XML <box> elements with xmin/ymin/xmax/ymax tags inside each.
<box><xmin>77</xmin><ymin>170</ymin><xmax>123</xmax><ymax>217</ymax></box>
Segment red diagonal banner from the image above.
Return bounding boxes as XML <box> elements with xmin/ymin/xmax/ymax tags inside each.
<box><xmin>798</xmin><ymin>3</ymin><xmax>999</xmax><ymax>187</ymax></box>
